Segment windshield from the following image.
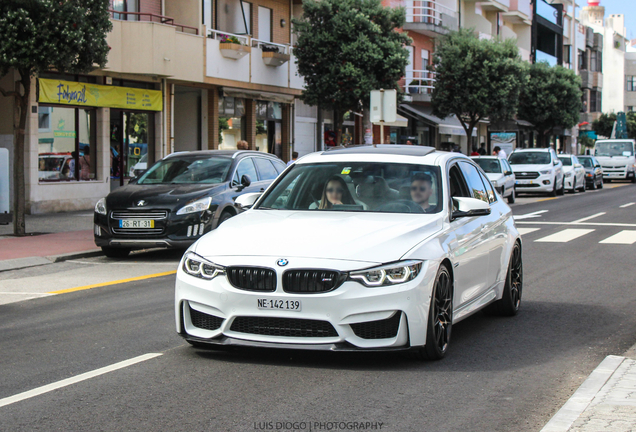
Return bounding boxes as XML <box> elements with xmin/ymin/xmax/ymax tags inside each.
<box><xmin>257</xmin><ymin>162</ymin><xmax>443</xmax><ymax>214</ymax></box>
<box><xmin>137</xmin><ymin>156</ymin><xmax>232</xmax><ymax>185</ymax></box>
<box><xmin>474</xmin><ymin>158</ymin><xmax>501</xmax><ymax>173</ymax></box>
<box><xmin>578</xmin><ymin>157</ymin><xmax>594</xmax><ymax>168</ymax></box>
<box><xmin>509</xmin><ymin>152</ymin><xmax>551</xmax><ymax>165</ymax></box>
<box><xmin>594</xmin><ymin>141</ymin><xmax>635</xmax><ymax>157</ymax></box>
<box><xmin>558</xmin><ymin>157</ymin><xmax>572</xmax><ymax>166</ymax></box>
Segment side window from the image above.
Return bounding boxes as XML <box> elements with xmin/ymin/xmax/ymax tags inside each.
<box><xmin>448</xmin><ymin>164</ymin><xmax>470</xmax><ymax>211</ymax></box>
<box><xmin>272</xmin><ymin>160</ymin><xmax>286</xmax><ymax>174</ymax></box>
<box><xmin>503</xmin><ymin>160</ymin><xmax>512</xmax><ymax>173</ymax></box>
<box><xmin>233</xmin><ymin>158</ymin><xmax>258</xmax><ymax>184</ymax></box>
<box><xmin>458</xmin><ymin>161</ymin><xmax>490</xmax><ymax>204</ymax></box>
<box><xmin>254</xmin><ymin>158</ymin><xmax>279</xmax><ymax>181</ymax></box>
<box><xmin>478</xmin><ymin>171</ymin><xmax>497</xmax><ymax>203</ymax></box>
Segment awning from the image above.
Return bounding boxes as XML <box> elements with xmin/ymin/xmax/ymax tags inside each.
<box><xmin>223</xmin><ymin>88</ymin><xmax>295</xmax><ymax>104</ymax></box>
<box><xmin>372</xmin><ymin>114</ymin><xmax>408</xmax><ymax>128</ymax></box>
<box><xmin>398</xmin><ymin>104</ymin><xmax>476</xmax><ymax>136</ymax></box>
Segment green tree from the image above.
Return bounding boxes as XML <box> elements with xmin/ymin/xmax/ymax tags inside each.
<box><xmin>431</xmin><ymin>28</ymin><xmax>526</xmax><ymax>143</ymax></box>
<box><xmin>293</xmin><ymin>0</ymin><xmax>410</xmax><ymax>143</ymax></box>
<box><xmin>593</xmin><ymin>112</ymin><xmax>636</xmax><ymax>139</ymax></box>
<box><xmin>0</xmin><ymin>0</ymin><xmax>112</xmax><ymax>235</ymax></box>
<box><xmin>518</xmin><ymin>62</ymin><xmax>582</xmax><ymax>147</ymax></box>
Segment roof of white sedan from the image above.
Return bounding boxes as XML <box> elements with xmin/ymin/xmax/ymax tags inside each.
<box><xmin>297</xmin><ymin>145</ymin><xmax>465</xmax><ymax>165</ymax></box>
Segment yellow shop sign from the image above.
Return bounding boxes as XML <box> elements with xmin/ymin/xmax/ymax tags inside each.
<box><xmin>38</xmin><ymin>78</ymin><xmax>162</xmax><ymax>111</ymax></box>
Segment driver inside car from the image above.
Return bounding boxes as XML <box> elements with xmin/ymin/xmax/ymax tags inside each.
<box><xmin>410</xmin><ymin>173</ymin><xmax>434</xmax><ymax>212</ymax></box>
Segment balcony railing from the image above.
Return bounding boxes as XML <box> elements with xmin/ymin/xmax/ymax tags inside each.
<box><xmin>251</xmin><ymin>39</ymin><xmax>290</xmax><ymax>55</ymax></box>
<box><xmin>208</xmin><ymin>29</ymin><xmax>250</xmax><ymax>45</ymax></box>
<box><xmin>405</xmin><ymin>1</ymin><xmax>458</xmax><ymax>26</ymax></box>
<box><xmin>402</xmin><ymin>70</ymin><xmax>436</xmax><ymax>94</ymax></box>
<box><xmin>109</xmin><ymin>10</ymin><xmax>198</xmax><ymax>35</ymax></box>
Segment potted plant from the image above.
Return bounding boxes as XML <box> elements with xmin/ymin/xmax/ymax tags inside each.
<box><xmin>217</xmin><ymin>34</ymin><xmax>250</xmax><ymax>60</ymax></box>
<box><xmin>260</xmin><ymin>43</ymin><xmax>290</xmax><ymax>67</ymax></box>
<box><xmin>408</xmin><ymin>79</ymin><xmax>421</xmax><ymax>94</ymax></box>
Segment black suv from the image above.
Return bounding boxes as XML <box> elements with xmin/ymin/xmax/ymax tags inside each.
<box><xmin>94</xmin><ymin>150</ymin><xmax>286</xmax><ymax>257</ymax></box>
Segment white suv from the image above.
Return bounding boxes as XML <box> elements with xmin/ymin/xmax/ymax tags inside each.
<box><xmin>508</xmin><ymin>148</ymin><xmax>564</xmax><ymax>196</ymax></box>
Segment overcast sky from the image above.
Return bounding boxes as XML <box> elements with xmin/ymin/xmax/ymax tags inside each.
<box><xmin>576</xmin><ymin>0</ymin><xmax>636</xmax><ymax>41</ymax></box>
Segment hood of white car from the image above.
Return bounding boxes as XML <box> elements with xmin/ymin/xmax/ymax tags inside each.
<box><xmin>510</xmin><ymin>164</ymin><xmax>553</xmax><ymax>173</ymax></box>
<box><xmin>194</xmin><ymin>210</ymin><xmax>444</xmax><ymax>264</ymax></box>
<box><xmin>561</xmin><ymin>165</ymin><xmax>574</xmax><ymax>173</ymax></box>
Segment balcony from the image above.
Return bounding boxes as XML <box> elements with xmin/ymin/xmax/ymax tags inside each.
<box><xmin>403</xmin><ymin>1</ymin><xmax>459</xmax><ymax>37</ymax></box>
<box><xmin>473</xmin><ymin>0</ymin><xmax>510</xmax><ymax>13</ymax></box>
<box><xmin>580</xmin><ymin>70</ymin><xmax>593</xmax><ymax>89</ymax></box>
<box><xmin>400</xmin><ymin>71</ymin><xmax>435</xmax><ymax>102</ymax></box>
<box><xmin>206</xmin><ymin>30</ymin><xmax>303</xmax><ymax>90</ymax></box>
<box><xmin>502</xmin><ymin>0</ymin><xmax>532</xmax><ymax>26</ymax></box>
<box><xmin>536</xmin><ymin>50</ymin><xmax>558</xmax><ymax>66</ymax></box>
<box><xmin>105</xmin><ymin>10</ymin><xmax>204</xmax><ymax>82</ymax></box>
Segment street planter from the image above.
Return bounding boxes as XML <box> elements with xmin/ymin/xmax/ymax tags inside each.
<box><xmin>261</xmin><ymin>51</ymin><xmax>290</xmax><ymax>67</ymax></box>
<box><xmin>219</xmin><ymin>42</ymin><xmax>251</xmax><ymax>60</ymax></box>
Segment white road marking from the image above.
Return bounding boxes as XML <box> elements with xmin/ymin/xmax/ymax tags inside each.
<box><xmin>516</xmin><ymin>221</ymin><xmax>636</xmax><ymax>228</ymax></box>
<box><xmin>599</xmin><ymin>230</ymin><xmax>636</xmax><ymax>245</ymax></box>
<box><xmin>0</xmin><ymin>292</ymin><xmax>54</xmax><ymax>296</ymax></box>
<box><xmin>620</xmin><ymin>202</ymin><xmax>635</xmax><ymax>208</ymax></box>
<box><xmin>535</xmin><ymin>229</ymin><xmax>595</xmax><ymax>243</ymax></box>
<box><xmin>571</xmin><ymin>212</ymin><xmax>606</xmax><ymax>224</ymax></box>
<box><xmin>0</xmin><ymin>353</ymin><xmax>162</xmax><ymax>409</ymax></box>
<box><xmin>513</xmin><ymin>210</ymin><xmax>549</xmax><ymax>220</ymax></box>
<box><xmin>517</xmin><ymin>228</ymin><xmax>541</xmax><ymax>236</ymax></box>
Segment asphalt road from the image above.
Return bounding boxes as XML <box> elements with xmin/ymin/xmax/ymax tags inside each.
<box><xmin>1</xmin><ymin>182</ymin><xmax>636</xmax><ymax>432</ymax></box>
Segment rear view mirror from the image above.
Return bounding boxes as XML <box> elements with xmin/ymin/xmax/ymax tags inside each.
<box><xmin>452</xmin><ymin>197</ymin><xmax>491</xmax><ymax>220</ymax></box>
<box><xmin>240</xmin><ymin>174</ymin><xmax>252</xmax><ymax>188</ymax></box>
<box><xmin>235</xmin><ymin>192</ymin><xmax>261</xmax><ymax>210</ymax></box>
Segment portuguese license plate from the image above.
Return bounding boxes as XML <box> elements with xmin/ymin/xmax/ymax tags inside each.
<box><xmin>257</xmin><ymin>299</ymin><xmax>302</xmax><ymax>311</ymax></box>
<box><xmin>119</xmin><ymin>219</ymin><xmax>154</xmax><ymax>229</ymax></box>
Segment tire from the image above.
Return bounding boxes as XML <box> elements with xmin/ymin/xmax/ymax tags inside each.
<box><xmin>631</xmin><ymin>175</ymin><xmax>636</xmax><ymax>184</ymax></box>
<box><xmin>485</xmin><ymin>242</ymin><xmax>523</xmax><ymax>316</ymax></box>
<box><xmin>579</xmin><ymin>177</ymin><xmax>586</xmax><ymax>192</ymax></box>
<box><xmin>101</xmin><ymin>246</ymin><xmax>131</xmax><ymax>258</ymax></box>
<box><xmin>557</xmin><ymin>178</ymin><xmax>565</xmax><ymax>196</ymax></box>
<box><xmin>413</xmin><ymin>265</ymin><xmax>453</xmax><ymax>361</ymax></box>
<box><xmin>598</xmin><ymin>179</ymin><xmax>603</xmax><ymax>189</ymax></box>
<box><xmin>590</xmin><ymin>179</ymin><xmax>596</xmax><ymax>190</ymax></box>
<box><xmin>218</xmin><ymin>211</ymin><xmax>234</xmax><ymax>226</ymax></box>
<box><xmin>549</xmin><ymin>178</ymin><xmax>557</xmax><ymax>197</ymax></box>
<box><xmin>507</xmin><ymin>188</ymin><xmax>515</xmax><ymax>204</ymax></box>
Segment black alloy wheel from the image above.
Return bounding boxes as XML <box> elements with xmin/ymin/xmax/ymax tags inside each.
<box><xmin>485</xmin><ymin>242</ymin><xmax>523</xmax><ymax>316</ymax></box>
<box><xmin>421</xmin><ymin>265</ymin><xmax>453</xmax><ymax>360</ymax></box>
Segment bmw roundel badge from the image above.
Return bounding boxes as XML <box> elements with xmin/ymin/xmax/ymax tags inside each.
<box><xmin>277</xmin><ymin>258</ymin><xmax>289</xmax><ymax>267</ymax></box>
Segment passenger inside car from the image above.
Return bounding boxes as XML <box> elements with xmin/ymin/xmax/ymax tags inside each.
<box><xmin>318</xmin><ymin>176</ymin><xmax>357</xmax><ymax>209</ymax></box>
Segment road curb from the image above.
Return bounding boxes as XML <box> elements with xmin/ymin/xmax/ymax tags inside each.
<box><xmin>540</xmin><ymin>355</ymin><xmax>626</xmax><ymax>432</ymax></box>
<box><xmin>0</xmin><ymin>250</ymin><xmax>103</xmax><ymax>273</ymax></box>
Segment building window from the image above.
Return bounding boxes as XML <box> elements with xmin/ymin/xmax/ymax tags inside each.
<box><xmin>627</xmin><ymin>76</ymin><xmax>636</xmax><ymax>92</ymax></box>
<box><xmin>578</xmin><ymin>50</ymin><xmax>587</xmax><ymax>70</ymax></box>
<box><xmin>217</xmin><ymin>0</ymin><xmax>251</xmax><ymax>35</ymax></box>
<box><xmin>627</xmin><ymin>106</ymin><xmax>634</xmax><ymax>112</ymax></box>
<box><xmin>38</xmin><ymin>107</ymin><xmax>97</xmax><ymax>182</ymax></box>
<box><xmin>218</xmin><ymin>97</ymin><xmax>245</xmax><ymax>150</ymax></box>
<box><xmin>590</xmin><ymin>51</ymin><xmax>597</xmax><ymax>72</ymax></box>
<box><xmin>590</xmin><ymin>90</ymin><xmax>602</xmax><ymax>113</ymax></box>
<box><xmin>111</xmin><ymin>0</ymin><xmax>139</xmax><ymax>21</ymax></box>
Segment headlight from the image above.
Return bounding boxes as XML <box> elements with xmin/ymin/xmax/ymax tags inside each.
<box><xmin>564</xmin><ymin>172</ymin><xmax>572</xmax><ymax>178</ymax></box>
<box><xmin>539</xmin><ymin>170</ymin><xmax>551</xmax><ymax>175</ymax></box>
<box><xmin>176</xmin><ymin>197</ymin><xmax>212</xmax><ymax>215</ymax></box>
<box><xmin>349</xmin><ymin>260</ymin><xmax>423</xmax><ymax>287</ymax></box>
<box><xmin>95</xmin><ymin>198</ymin><xmax>107</xmax><ymax>215</ymax></box>
<box><xmin>182</xmin><ymin>252</ymin><xmax>225</xmax><ymax>279</ymax></box>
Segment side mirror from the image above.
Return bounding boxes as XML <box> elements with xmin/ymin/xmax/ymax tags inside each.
<box><xmin>553</xmin><ymin>160</ymin><xmax>559</xmax><ymax>166</ymax></box>
<box><xmin>574</xmin><ymin>163</ymin><xmax>583</xmax><ymax>168</ymax></box>
<box><xmin>235</xmin><ymin>192</ymin><xmax>261</xmax><ymax>210</ymax></box>
<box><xmin>452</xmin><ymin>197</ymin><xmax>491</xmax><ymax>220</ymax></box>
<box><xmin>595</xmin><ymin>164</ymin><xmax>601</xmax><ymax>168</ymax></box>
<box><xmin>241</xmin><ymin>174</ymin><xmax>252</xmax><ymax>188</ymax></box>
<box><xmin>505</xmin><ymin>171</ymin><xmax>513</xmax><ymax>176</ymax></box>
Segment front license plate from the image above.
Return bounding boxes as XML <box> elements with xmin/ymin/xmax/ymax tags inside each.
<box><xmin>516</xmin><ymin>180</ymin><xmax>532</xmax><ymax>185</ymax></box>
<box><xmin>119</xmin><ymin>219</ymin><xmax>154</xmax><ymax>228</ymax></box>
<box><xmin>257</xmin><ymin>299</ymin><xmax>302</xmax><ymax>312</ymax></box>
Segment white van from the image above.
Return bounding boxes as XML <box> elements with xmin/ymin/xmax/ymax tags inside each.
<box><xmin>593</xmin><ymin>139</ymin><xmax>636</xmax><ymax>183</ymax></box>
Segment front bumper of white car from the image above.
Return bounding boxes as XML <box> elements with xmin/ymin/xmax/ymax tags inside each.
<box><xmin>514</xmin><ymin>173</ymin><xmax>554</xmax><ymax>193</ymax></box>
<box><xmin>175</xmin><ymin>256</ymin><xmax>438</xmax><ymax>351</ymax></box>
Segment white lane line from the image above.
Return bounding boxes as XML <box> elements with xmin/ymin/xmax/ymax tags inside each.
<box><xmin>513</xmin><ymin>210</ymin><xmax>548</xmax><ymax>220</ymax></box>
<box><xmin>535</xmin><ymin>229</ymin><xmax>595</xmax><ymax>243</ymax></box>
<box><xmin>599</xmin><ymin>230</ymin><xmax>636</xmax><ymax>245</ymax></box>
<box><xmin>0</xmin><ymin>353</ymin><xmax>162</xmax><ymax>409</ymax></box>
<box><xmin>516</xmin><ymin>221</ymin><xmax>636</xmax><ymax>228</ymax></box>
<box><xmin>620</xmin><ymin>202</ymin><xmax>635</xmax><ymax>208</ymax></box>
<box><xmin>571</xmin><ymin>212</ymin><xmax>606</xmax><ymax>224</ymax></box>
<box><xmin>0</xmin><ymin>292</ymin><xmax>54</xmax><ymax>296</ymax></box>
<box><xmin>517</xmin><ymin>228</ymin><xmax>541</xmax><ymax>236</ymax></box>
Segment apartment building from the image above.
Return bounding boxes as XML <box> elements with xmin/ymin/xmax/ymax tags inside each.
<box><xmin>0</xmin><ymin>0</ymin><xmax>301</xmax><ymax>213</ymax></box>
<box><xmin>627</xmin><ymin>52</ymin><xmax>636</xmax><ymax>112</ymax></box>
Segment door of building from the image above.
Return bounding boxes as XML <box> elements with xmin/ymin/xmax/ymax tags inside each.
<box><xmin>110</xmin><ymin>109</ymin><xmax>154</xmax><ymax>190</ymax></box>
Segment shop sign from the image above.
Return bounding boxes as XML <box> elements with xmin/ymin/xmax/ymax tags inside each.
<box><xmin>38</xmin><ymin>78</ymin><xmax>162</xmax><ymax>111</ymax></box>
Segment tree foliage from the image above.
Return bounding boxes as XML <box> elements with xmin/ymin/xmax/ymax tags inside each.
<box><xmin>431</xmin><ymin>28</ymin><xmax>525</xmax><ymax>141</ymax></box>
<box><xmin>293</xmin><ymin>0</ymin><xmax>411</xmax><ymax>140</ymax></box>
<box><xmin>593</xmin><ymin>112</ymin><xmax>636</xmax><ymax>139</ymax></box>
<box><xmin>0</xmin><ymin>0</ymin><xmax>112</xmax><ymax>235</ymax></box>
<box><xmin>518</xmin><ymin>62</ymin><xmax>582</xmax><ymax>146</ymax></box>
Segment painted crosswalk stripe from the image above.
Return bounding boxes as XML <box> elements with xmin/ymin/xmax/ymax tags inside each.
<box><xmin>535</xmin><ymin>229</ymin><xmax>595</xmax><ymax>243</ymax></box>
<box><xmin>517</xmin><ymin>228</ymin><xmax>541</xmax><ymax>236</ymax></box>
<box><xmin>599</xmin><ymin>230</ymin><xmax>636</xmax><ymax>245</ymax></box>
<box><xmin>620</xmin><ymin>203</ymin><xmax>635</xmax><ymax>208</ymax></box>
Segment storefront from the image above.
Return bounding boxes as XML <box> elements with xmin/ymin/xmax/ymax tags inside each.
<box><xmin>30</xmin><ymin>76</ymin><xmax>162</xmax><ymax>212</ymax></box>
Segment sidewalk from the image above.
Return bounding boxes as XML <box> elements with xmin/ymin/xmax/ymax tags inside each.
<box><xmin>0</xmin><ymin>211</ymin><xmax>101</xmax><ymax>271</ymax></box>
<box><xmin>542</xmin><ymin>347</ymin><xmax>636</xmax><ymax>432</ymax></box>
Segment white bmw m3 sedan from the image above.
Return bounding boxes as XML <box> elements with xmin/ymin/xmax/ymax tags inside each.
<box><xmin>175</xmin><ymin>145</ymin><xmax>523</xmax><ymax>360</ymax></box>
